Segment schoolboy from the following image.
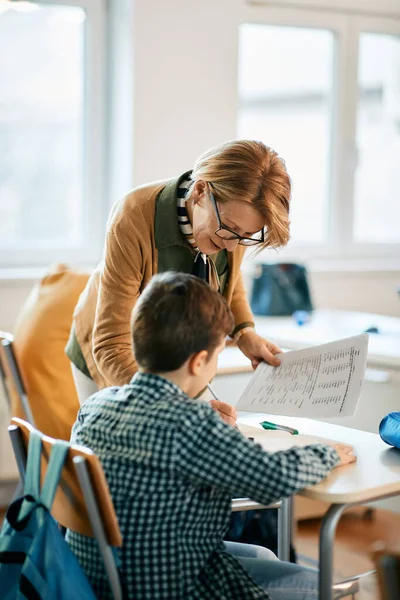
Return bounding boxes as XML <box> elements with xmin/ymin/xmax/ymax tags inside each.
<box><xmin>67</xmin><ymin>272</ymin><xmax>355</xmax><ymax>599</ymax></box>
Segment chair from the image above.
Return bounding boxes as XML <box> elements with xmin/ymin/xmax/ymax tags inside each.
<box><xmin>373</xmin><ymin>545</ymin><xmax>400</xmax><ymax>600</ymax></box>
<box><xmin>8</xmin><ymin>417</ymin><xmax>123</xmax><ymax>600</ymax></box>
<box><xmin>7</xmin><ymin>420</ymin><xmax>359</xmax><ymax>600</ymax></box>
<box><xmin>0</xmin><ymin>332</ymin><xmax>35</xmax><ymax>425</ymax></box>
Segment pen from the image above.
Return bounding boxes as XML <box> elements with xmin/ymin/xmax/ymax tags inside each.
<box><xmin>260</xmin><ymin>420</ymin><xmax>299</xmax><ymax>435</ymax></box>
<box><xmin>207</xmin><ymin>383</ymin><xmax>220</xmax><ymax>401</ymax></box>
<box><xmin>207</xmin><ymin>384</ymin><xmax>239</xmax><ymax>430</ymax></box>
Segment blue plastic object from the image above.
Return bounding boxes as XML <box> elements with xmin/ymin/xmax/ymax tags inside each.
<box><xmin>292</xmin><ymin>310</ymin><xmax>311</xmax><ymax>326</ymax></box>
<box><xmin>365</xmin><ymin>326</ymin><xmax>380</xmax><ymax>334</ymax></box>
<box><xmin>379</xmin><ymin>412</ymin><xmax>400</xmax><ymax>448</ymax></box>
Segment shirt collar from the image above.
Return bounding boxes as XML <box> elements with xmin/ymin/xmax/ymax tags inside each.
<box><xmin>129</xmin><ymin>371</ymin><xmax>187</xmax><ymax>399</ymax></box>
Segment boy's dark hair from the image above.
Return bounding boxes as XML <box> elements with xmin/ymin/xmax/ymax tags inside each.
<box><xmin>132</xmin><ymin>272</ymin><xmax>234</xmax><ymax>372</ymax></box>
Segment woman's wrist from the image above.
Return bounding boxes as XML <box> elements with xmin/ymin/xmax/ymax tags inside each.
<box><xmin>233</xmin><ymin>326</ymin><xmax>255</xmax><ymax>343</ymax></box>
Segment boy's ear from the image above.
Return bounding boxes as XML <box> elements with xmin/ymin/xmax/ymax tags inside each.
<box><xmin>188</xmin><ymin>349</ymin><xmax>209</xmax><ymax>376</ymax></box>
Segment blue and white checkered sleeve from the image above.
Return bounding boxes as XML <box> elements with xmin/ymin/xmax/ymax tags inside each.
<box><xmin>174</xmin><ymin>405</ymin><xmax>340</xmax><ymax>506</ymax></box>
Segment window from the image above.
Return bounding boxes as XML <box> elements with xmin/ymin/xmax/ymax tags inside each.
<box><xmin>0</xmin><ymin>0</ymin><xmax>106</xmax><ymax>267</ymax></box>
<box><xmin>238</xmin><ymin>9</ymin><xmax>400</xmax><ymax>262</ymax></box>
<box><xmin>354</xmin><ymin>32</ymin><xmax>400</xmax><ymax>243</ymax></box>
<box><xmin>238</xmin><ymin>24</ymin><xmax>334</xmax><ymax>244</ymax></box>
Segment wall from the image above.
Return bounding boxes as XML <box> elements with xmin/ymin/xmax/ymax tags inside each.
<box><xmin>1</xmin><ymin>0</ymin><xmax>399</xmax><ymax>333</ymax></box>
<box><xmin>132</xmin><ymin>0</ymin><xmax>240</xmax><ymax>184</ymax></box>
<box><xmin>309</xmin><ymin>270</ymin><xmax>399</xmax><ymax>316</ymax></box>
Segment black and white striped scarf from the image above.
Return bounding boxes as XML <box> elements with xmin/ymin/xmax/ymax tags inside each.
<box><xmin>177</xmin><ymin>177</ymin><xmax>208</xmax><ymax>281</ymax></box>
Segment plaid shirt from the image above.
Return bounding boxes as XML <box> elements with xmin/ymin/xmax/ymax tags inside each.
<box><xmin>67</xmin><ymin>372</ymin><xmax>339</xmax><ymax>599</ymax></box>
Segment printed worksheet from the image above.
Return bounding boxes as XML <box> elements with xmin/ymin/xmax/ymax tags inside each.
<box><xmin>236</xmin><ymin>334</ymin><xmax>369</xmax><ymax>418</ymax></box>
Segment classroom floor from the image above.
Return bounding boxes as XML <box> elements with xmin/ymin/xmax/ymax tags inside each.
<box><xmin>295</xmin><ymin>507</ymin><xmax>400</xmax><ymax>599</ymax></box>
<box><xmin>2</xmin><ymin>502</ymin><xmax>400</xmax><ymax>599</ymax></box>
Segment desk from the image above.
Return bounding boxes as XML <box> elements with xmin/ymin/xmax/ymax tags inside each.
<box><xmin>218</xmin><ymin>309</ymin><xmax>400</xmax><ymax>375</ymax></box>
<box><xmin>252</xmin><ymin>309</ymin><xmax>400</xmax><ymax>371</ymax></box>
<box><xmin>216</xmin><ymin>309</ymin><xmax>400</xmax><ymax>438</ymax></box>
<box><xmin>238</xmin><ymin>413</ymin><xmax>400</xmax><ymax>600</ymax></box>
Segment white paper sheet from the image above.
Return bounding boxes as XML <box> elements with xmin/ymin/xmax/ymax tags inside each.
<box><xmin>236</xmin><ymin>334</ymin><xmax>369</xmax><ymax>418</ymax></box>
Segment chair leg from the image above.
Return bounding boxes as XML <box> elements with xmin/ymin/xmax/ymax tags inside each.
<box><xmin>277</xmin><ymin>497</ymin><xmax>292</xmax><ymax>562</ymax></box>
<box><xmin>73</xmin><ymin>456</ymin><xmax>123</xmax><ymax>600</ymax></box>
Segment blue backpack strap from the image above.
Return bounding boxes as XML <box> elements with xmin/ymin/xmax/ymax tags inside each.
<box><xmin>12</xmin><ymin>431</ymin><xmax>44</xmax><ymax>525</ymax></box>
<box><xmin>39</xmin><ymin>440</ymin><xmax>70</xmax><ymax>511</ymax></box>
<box><xmin>9</xmin><ymin>433</ymin><xmax>69</xmax><ymax>528</ymax></box>
<box><xmin>23</xmin><ymin>430</ymin><xmax>43</xmax><ymax>499</ymax></box>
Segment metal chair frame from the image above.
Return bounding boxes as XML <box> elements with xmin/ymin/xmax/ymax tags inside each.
<box><xmin>0</xmin><ymin>335</ymin><xmax>35</xmax><ymax>426</ymax></box>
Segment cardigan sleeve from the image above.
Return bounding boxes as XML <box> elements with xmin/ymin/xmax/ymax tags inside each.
<box><xmin>92</xmin><ymin>211</ymin><xmax>145</xmax><ymax>386</ymax></box>
<box><xmin>228</xmin><ymin>269</ymin><xmax>255</xmax><ymax>334</ymax></box>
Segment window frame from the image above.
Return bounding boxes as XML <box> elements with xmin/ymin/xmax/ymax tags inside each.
<box><xmin>238</xmin><ymin>4</ymin><xmax>400</xmax><ymax>266</ymax></box>
<box><xmin>0</xmin><ymin>0</ymin><xmax>107</xmax><ymax>268</ymax></box>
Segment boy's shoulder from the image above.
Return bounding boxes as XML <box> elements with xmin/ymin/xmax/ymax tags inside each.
<box><xmin>81</xmin><ymin>385</ymin><xmax>123</xmax><ymax>410</ymax></box>
<box><xmin>76</xmin><ymin>380</ymin><xmax>215</xmax><ymax>424</ymax></box>
<box><xmin>72</xmin><ymin>386</ymin><xmax>124</xmax><ymax>429</ymax></box>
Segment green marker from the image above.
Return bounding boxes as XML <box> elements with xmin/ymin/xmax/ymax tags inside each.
<box><xmin>260</xmin><ymin>420</ymin><xmax>299</xmax><ymax>435</ymax></box>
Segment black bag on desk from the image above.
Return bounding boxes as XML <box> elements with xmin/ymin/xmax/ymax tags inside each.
<box><xmin>250</xmin><ymin>263</ymin><xmax>313</xmax><ymax>316</ymax></box>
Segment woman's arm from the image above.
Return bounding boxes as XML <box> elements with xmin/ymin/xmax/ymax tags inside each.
<box><xmin>228</xmin><ymin>269</ymin><xmax>254</xmax><ymax>335</ymax></box>
<box><xmin>229</xmin><ymin>269</ymin><xmax>282</xmax><ymax>368</ymax></box>
<box><xmin>92</xmin><ymin>212</ymin><xmax>146</xmax><ymax>386</ymax></box>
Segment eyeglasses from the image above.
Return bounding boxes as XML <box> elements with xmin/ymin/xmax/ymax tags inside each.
<box><xmin>208</xmin><ymin>188</ymin><xmax>265</xmax><ymax>247</ymax></box>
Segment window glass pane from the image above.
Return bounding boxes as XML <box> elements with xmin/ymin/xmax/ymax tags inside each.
<box><xmin>0</xmin><ymin>3</ymin><xmax>84</xmax><ymax>249</ymax></box>
<box><xmin>354</xmin><ymin>32</ymin><xmax>400</xmax><ymax>243</ymax></box>
<box><xmin>237</xmin><ymin>24</ymin><xmax>334</xmax><ymax>244</ymax></box>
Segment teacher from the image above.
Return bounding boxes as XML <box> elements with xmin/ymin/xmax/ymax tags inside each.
<box><xmin>66</xmin><ymin>140</ymin><xmax>291</xmax><ymax>406</ymax></box>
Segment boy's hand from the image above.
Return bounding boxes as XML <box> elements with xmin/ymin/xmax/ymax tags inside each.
<box><xmin>329</xmin><ymin>443</ymin><xmax>357</xmax><ymax>467</ymax></box>
<box><xmin>209</xmin><ymin>400</ymin><xmax>237</xmax><ymax>428</ymax></box>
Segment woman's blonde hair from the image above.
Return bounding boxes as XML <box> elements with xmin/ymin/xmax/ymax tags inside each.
<box><xmin>189</xmin><ymin>140</ymin><xmax>291</xmax><ymax>249</ymax></box>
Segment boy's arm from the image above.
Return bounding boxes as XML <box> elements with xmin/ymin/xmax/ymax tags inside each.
<box><xmin>174</xmin><ymin>406</ymin><xmax>340</xmax><ymax>506</ymax></box>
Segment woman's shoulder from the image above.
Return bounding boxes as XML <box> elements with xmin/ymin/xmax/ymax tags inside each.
<box><xmin>108</xmin><ymin>178</ymin><xmax>171</xmax><ymax>231</ymax></box>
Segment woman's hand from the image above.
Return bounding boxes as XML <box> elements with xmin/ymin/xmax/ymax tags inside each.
<box><xmin>237</xmin><ymin>330</ymin><xmax>282</xmax><ymax>369</ymax></box>
<box><xmin>209</xmin><ymin>400</ymin><xmax>237</xmax><ymax>428</ymax></box>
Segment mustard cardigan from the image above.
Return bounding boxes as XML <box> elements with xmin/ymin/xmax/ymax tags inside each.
<box><xmin>71</xmin><ymin>176</ymin><xmax>254</xmax><ymax>389</ymax></box>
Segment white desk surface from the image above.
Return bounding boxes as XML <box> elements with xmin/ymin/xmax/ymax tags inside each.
<box><xmin>217</xmin><ymin>346</ymin><xmax>253</xmax><ymax>375</ymax></box>
<box><xmin>217</xmin><ymin>309</ymin><xmax>400</xmax><ymax>374</ymax></box>
<box><xmin>255</xmin><ymin>309</ymin><xmax>400</xmax><ymax>370</ymax></box>
<box><xmin>238</xmin><ymin>412</ymin><xmax>400</xmax><ymax>505</ymax></box>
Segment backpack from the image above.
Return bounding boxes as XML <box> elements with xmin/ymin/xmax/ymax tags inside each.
<box><xmin>0</xmin><ymin>430</ymin><xmax>97</xmax><ymax>599</ymax></box>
